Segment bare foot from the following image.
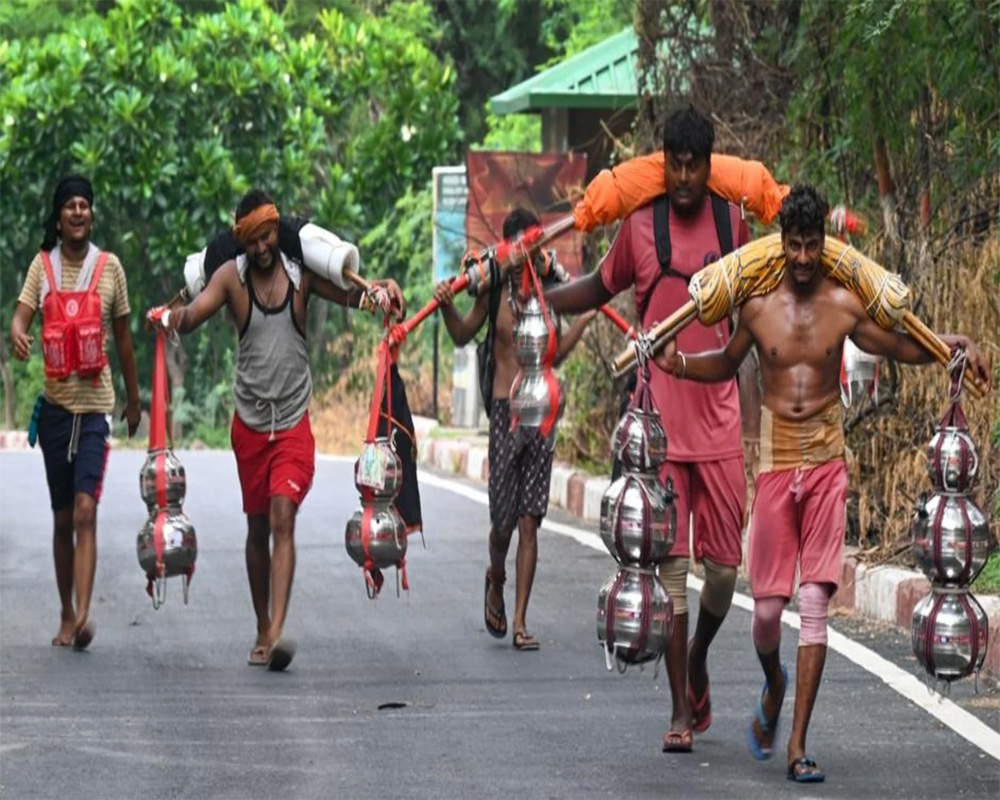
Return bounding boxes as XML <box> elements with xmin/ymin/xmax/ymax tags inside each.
<box><xmin>248</xmin><ymin>632</ymin><xmax>271</xmax><ymax>666</ymax></box>
<box><xmin>72</xmin><ymin>613</ymin><xmax>95</xmax><ymax>651</ymax></box>
<box><xmin>52</xmin><ymin>615</ymin><xmax>75</xmax><ymax>647</ymax></box>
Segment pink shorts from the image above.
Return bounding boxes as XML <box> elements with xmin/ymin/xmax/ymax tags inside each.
<box><xmin>231</xmin><ymin>412</ymin><xmax>316</xmax><ymax>516</ymax></box>
<box><xmin>659</xmin><ymin>456</ymin><xmax>746</xmax><ymax>567</ymax></box>
<box><xmin>747</xmin><ymin>459</ymin><xmax>848</xmax><ymax>600</ymax></box>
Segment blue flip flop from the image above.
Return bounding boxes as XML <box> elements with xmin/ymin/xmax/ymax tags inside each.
<box><xmin>787</xmin><ymin>756</ymin><xmax>826</xmax><ymax>783</ymax></box>
<box><xmin>747</xmin><ymin>664</ymin><xmax>788</xmax><ymax>761</ymax></box>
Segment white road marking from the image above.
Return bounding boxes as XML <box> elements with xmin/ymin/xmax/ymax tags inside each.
<box><xmin>413</xmin><ymin>466</ymin><xmax>1000</xmax><ymax>762</ymax></box>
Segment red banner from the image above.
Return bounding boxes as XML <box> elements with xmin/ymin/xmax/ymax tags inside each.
<box><xmin>465</xmin><ymin>151</ymin><xmax>587</xmax><ymax>276</ymax></box>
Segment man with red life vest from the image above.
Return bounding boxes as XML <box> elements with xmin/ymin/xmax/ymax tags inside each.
<box><xmin>9</xmin><ymin>174</ymin><xmax>142</xmax><ymax>651</ymax></box>
<box><xmin>434</xmin><ymin>208</ymin><xmax>596</xmax><ymax>651</ymax></box>
<box><xmin>545</xmin><ymin>106</ymin><xmax>749</xmax><ymax>753</ymax></box>
<box><xmin>150</xmin><ymin>189</ymin><xmax>405</xmax><ymax>671</ymax></box>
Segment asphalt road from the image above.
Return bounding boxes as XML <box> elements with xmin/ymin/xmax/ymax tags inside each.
<box><xmin>1</xmin><ymin>449</ymin><xmax>998</xmax><ymax>799</ymax></box>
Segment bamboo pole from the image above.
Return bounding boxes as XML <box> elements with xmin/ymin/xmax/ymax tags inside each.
<box><xmin>902</xmin><ymin>312</ymin><xmax>985</xmax><ymax>398</ymax></box>
<box><xmin>610</xmin><ymin>301</ymin><xmax>698</xmax><ymax>377</ymax></box>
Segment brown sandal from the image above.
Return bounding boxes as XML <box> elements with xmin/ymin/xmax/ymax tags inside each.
<box><xmin>512</xmin><ymin>631</ymin><xmax>539</xmax><ymax>651</ymax></box>
<box><xmin>484</xmin><ymin>569</ymin><xmax>507</xmax><ymax>639</ymax></box>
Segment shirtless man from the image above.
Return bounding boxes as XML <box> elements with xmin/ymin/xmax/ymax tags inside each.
<box><xmin>657</xmin><ymin>184</ymin><xmax>991</xmax><ymax>782</ymax></box>
<box><xmin>152</xmin><ymin>189</ymin><xmax>404</xmax><ymax>670</ymax></box>
<box><xmin>434</xmin><ymin>208</ymin><xmax>595</xmax><ymax>651</ymax></box>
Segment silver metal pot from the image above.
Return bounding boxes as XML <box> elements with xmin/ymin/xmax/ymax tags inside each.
<box><xmin>926</xmin><ymin>426</ymin><xmax>979</xmax><ymax>494</ymax></box>
<box><xmin>513</xmin><ymin>295</ymin><xmax>553</xmax><ymax>367</ymax></box>
<box><xmin>136</xmin><ymin>510</ymin><xmax>198</xmax><ymax>578</ymax></box>
<box><xmin>911</xmin><ymin>590</ymin><xmax>989</xmax><ymax>681</ymax></box>
<box><xmin>612</xmin><ymin>406</ymin><xmax>667</xmax><ymax>474</ymax></box>
<box><xmin>510</xmin><ymin>367</ymin><xmax>563</xmax><ymax>429</ymax></box>
<box><xmin>354</xmin><ymin>438</ymin><xmax>403</xmax><ymax>501</ymax></box>
<box><xmin>345</xmin><ymin>502</ymin><xmax>407</xmax><ymax>570</ymax></box>
<box><xmin>139</xmin><ymin>449</ymin><xmax>186</xmax><ymax>511</ymax></box>
<box><xmin>842</xmin><ymin>338</ymin><xmax>879</xmax><ymax>405</ymax></box>
<box><xmin>599</xmin><ymin>474</ymin><xmax>676</xmax><ymax>566</ymax></box>
<box><xmin>596</xmin><ymin>568</ymin><xmax>673</xmax><ymax>669</ymax></box>
<box><xmin>912</xmin><ymin>493</ymin><xmax>993</xmax><ymax>585</ymax></box>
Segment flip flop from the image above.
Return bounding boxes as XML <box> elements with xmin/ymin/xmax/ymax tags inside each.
<box><xmin>484</xmin><ymin>570</ymin><xmax>507</xmax><ymax>639</ymax></box>
<box><xmin>747</xmin><ymin>664</ymin><xmax>788</xmax><ymax>761</ymax></box>
<box><xmin>512</xmin><ymin>631</ymin><xmax>539</xmax><ymax>651</ymax></box>
<box><xmin>267</xmin><ymin>638</ymin><xmax>297</xmax><ymax>672</ymax></box>
<box><xmin>787</xmin><ymin>757</ymin><xmax>826</xmax><ymax>783</ymax></box>
<box><xmin>247</xmin><ymin>644</ymin><xmax>269</xmax><ymax>666</ymax></box>
<box><xmin>72</xmin><ymin>619</ymin><xmax>95</xmax><ymax>652</ymax></box>
<box><xmin>661</xmin><ymin>728</ymin><xmax>693</xmax><ymax>753</ymax></box>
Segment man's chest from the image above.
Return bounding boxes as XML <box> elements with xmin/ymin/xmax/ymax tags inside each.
<box><xmin>751</xmin><ymin>295</ymin><xmax>851</xmax><ymax>369</ymax></box>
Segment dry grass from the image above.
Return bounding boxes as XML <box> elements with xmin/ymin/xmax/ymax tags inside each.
<box><xmin>847</xmin><ymin>240</ymin><xmax>999</xmax><ymax>564</ymax></box>
<box><xmin>310</xmin><ymin>335</ymin><xmax>449</xmax><ymax>456</ymax></box>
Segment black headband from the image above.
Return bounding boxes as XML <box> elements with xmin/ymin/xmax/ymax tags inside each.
<box><xmin>41</xmin><ymin>174</ymin><xmax>94</xmax><ymax>250</ymax></box>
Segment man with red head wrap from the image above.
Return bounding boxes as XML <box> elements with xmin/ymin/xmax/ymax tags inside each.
<box><xmin>152</xmin><ymin>188</ymin><xmax>405</xmax><ymax>671</ymax></box>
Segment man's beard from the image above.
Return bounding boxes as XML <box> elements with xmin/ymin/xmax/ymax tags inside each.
<box><xmin>249</xmin><ymin>244</ymin><xmax>281</xmax><ymax>270</ymax></box>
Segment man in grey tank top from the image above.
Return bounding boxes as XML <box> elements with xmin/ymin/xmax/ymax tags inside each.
<box><xmin>152</xmin><ymin>189</ymin><xmax>404</xmax><ymax>671</ymax></box>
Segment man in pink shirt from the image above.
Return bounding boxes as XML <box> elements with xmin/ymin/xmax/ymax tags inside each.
<box><xmin>546</xmin><ymin>105</ymin><xmax>749</xmax><ymax>753</ymax></box>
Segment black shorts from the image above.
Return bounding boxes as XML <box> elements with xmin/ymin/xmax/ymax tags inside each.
<box><xmin>37</xmin><ymin>400</ymin><xmax>110</xmax><ymax>511</ymax></box>
<box><xmin>487</xmin><ymin>400</ymin><xmax>553</xmax><ymax>531</ymax></box>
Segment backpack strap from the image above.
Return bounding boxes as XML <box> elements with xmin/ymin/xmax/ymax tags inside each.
<box><xmin>486</xmin><ymin>261</ymin><xmax>503</xmax><ymax>340</ymax></box>
<box><xmin>648</xmin><ymin>191</ymin><xmax>739</xmax><ymax>324</ymax></box>
<box><xmin>652</xmin><ymin>194</ymin><xmax>672</xmax><ymax>272</ymax></box>
<box><xmin>711</xmin><ymin>193</ymin><xmax>734</xmax><ymax>256</ymax></box>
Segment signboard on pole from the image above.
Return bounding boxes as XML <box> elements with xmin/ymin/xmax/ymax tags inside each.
<box><xmin>465</xmin><ymin>150</ymin><xmax>586</xmax><ymax>276</ymax></box>
<box><xmin>432</xmin><ymin>166</ymin><xmax>468</xmax><ymax>284</ymax></box>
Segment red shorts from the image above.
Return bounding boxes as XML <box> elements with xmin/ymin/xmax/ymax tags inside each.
<box><xmin>747</xmin><ymin>459</ymin><xmax>848</xmax><ymax>600</ymax></box>
<box><xmin>231</xmin><ymin>412</ymin><xmax>316</xmax><ymax>516</ymax></box>
<box><xmin>658</xmin><ymin>456</ymin><xmax>746</xmax><ymax>567</ymax></box>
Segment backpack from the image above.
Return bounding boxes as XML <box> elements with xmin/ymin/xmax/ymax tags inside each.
<box><xmin>476</xmin><ymin>260</ymin><xmax>504</xmax><ymax>418</ymax></box>
<box><xmin>611</xmin><ymin>193</ymin><xmax>737</xmax><ymax>481</ymax></box>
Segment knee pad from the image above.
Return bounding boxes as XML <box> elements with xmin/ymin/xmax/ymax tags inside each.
<box><xmin>658</xmin><ymin>557</ymin><xmax>689</xmax><ymax>615</ymax></box>
<box><xmin>699</xmin><ymin>557</ymin><xmax>737</xmax><ymax>618</ymax></box>
<box><xmin>798</xmin><ymin>582</ymin><xmax>832</xmax><ymax>646</ymax></box>
<box><xmin>752</xmin><ymin>596</ymin><xmax>786</xmax><ymax>654</ymax></box>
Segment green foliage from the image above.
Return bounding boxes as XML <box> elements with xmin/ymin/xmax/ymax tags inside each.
<box><xmin>538</xmin><ymin>0</ymin><xmax>634</xmax><ymax>66</ymax></box>
<box><xmin>475</xmin><ymin>0</ymin><xmax>632</xmax><ymax>154</ymax></box>
<box><xmin>780</xmin><ymin>0</ymin><xmax>997</xmax><ymax>216</ymax></box>
<box><xmin>1</xmin><ymin>0</ymin><xmax>460</xmax><ymax>436</ymax></box>
<box><xmin>476</xmin><ymin>112</ymin><xmax>541</xmax><ymax>153</ymax></box>
<box><xmin>2</xmin><ymin>351</ymin><xmax>45</xmax><ymax>429</ymax></box>
<box><xmin>973</xmin><ymin>551</ymin><xmax>1000</xmax><ymax>595</ymax></box>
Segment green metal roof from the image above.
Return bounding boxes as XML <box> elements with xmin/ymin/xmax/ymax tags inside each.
<box><xmin>489</xmin><ymin>28</ymin><xmax>639</xmax><ymax>114</ymax></box>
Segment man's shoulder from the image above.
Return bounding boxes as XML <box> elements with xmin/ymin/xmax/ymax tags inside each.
<box><xmin>822</xmin><ymin>276</ymin><xmax>863</xmax><ymax>311</ymax></box>
<box><xmin>99</xmin><ymin>251</ymin><xmax>124</xmax><ymax>273</ymax></box>
<box><xmin>26</xmin><ymin>251</ymin><xmax>44</xmax><ymax>273</ymax></box>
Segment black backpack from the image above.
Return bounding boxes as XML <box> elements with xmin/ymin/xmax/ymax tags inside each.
<box><xmin>611</xmin><ymin>193</ymin><xmax>736</xmax><ymax>481</ymax></box>
<box><xmin>476</xmin><ymin>260</ymin><xmax>504</xmax><ymax>418</ymax></box>
<box><xmin>202</xmin><ymin>215</ymin><xmax>311</xmax><ymax>282</ymax></box>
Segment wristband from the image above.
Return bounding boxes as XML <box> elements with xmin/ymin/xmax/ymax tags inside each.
<box><xmin>162</xmin><ymin>309</ymin><xmax>172</xmax><ymax>329</ymax></box>
<box><xmin>678</xmin><ymin>352</ymin><xmax>686</xmax><ymax>379</ymax></box>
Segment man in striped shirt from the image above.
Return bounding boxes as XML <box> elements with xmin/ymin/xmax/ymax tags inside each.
<box><xmin>9</xmin><ymin>174</ymin><xmax>141</xmax><ymax>651</ymax></box>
